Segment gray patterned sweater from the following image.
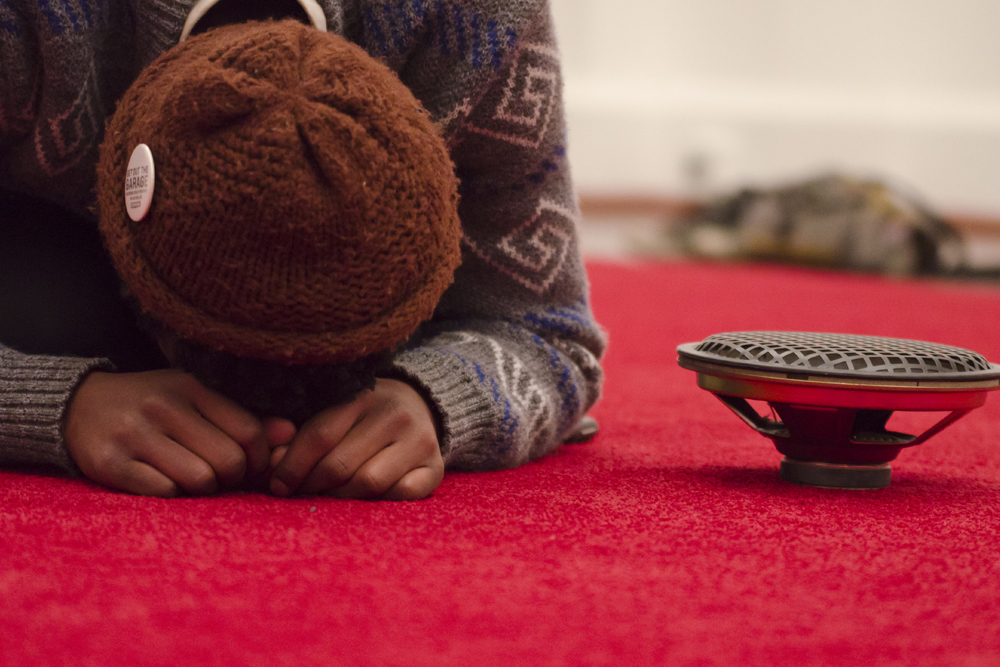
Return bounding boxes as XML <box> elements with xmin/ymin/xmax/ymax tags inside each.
<box><xmin>0</xmin><ymin>0</ymin><xmax>604</xmax><ymax>474</ymax></box>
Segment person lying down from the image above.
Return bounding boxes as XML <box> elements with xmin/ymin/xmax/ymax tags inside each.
<box><xmin>0</xmin><ymin>6</ymin><xmax>604</xmax><ymax>500</ymax></box>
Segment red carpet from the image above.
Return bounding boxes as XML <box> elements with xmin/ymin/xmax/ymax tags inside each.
<box><xmin>3</xmin><ymin>261</ymin><xmax>999</xmax><ymax>666</ymax></box>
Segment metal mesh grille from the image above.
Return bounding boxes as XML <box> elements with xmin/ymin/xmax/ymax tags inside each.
<box><xmin>692</xmin><ymin>332</ymin><xmax>995</xmax><ymax>377</ymax></box>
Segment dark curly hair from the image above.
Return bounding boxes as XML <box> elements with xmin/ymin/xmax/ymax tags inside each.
<box><xmin>170</xmin><ymin>338</ymin><xmax>392</xmax><ymax>426</ymax></box>
<box><xmin>128</xmin><ymin>295</ymin><xmax>392</xmax><ymax>425</ymax></box>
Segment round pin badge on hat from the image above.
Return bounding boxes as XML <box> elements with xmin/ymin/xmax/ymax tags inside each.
<box><xmin>677</xmin><ymin>332</ymin><xmax>1000</xmax><ymax>489</ymax></box>
<box><xmin>124</xmin><ymin>144</ymin><xmax>155</xmax><ymax>222</ymax></box>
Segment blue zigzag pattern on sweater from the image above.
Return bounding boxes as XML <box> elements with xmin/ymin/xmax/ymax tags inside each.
<box><xmin>0</xmin><ymin>0</ymin><xmax>22</xmax><ymax>35</ymax></box>
<box><xmin>448</xmin><ymin>351</ymin><xmax>518</xmax><ymax>453</ymax></box>
<box><xmin>438</xmin><ymin>309</ymin><xmax>592</xmax><ymax>455</ymax></box>
<box><xmin>364</xmin><ymin>0</ymin><xmax>516</xmax><ymax>70</ymax></box>
<box><xmin>6</xmin><ymin>0</ymin><xmax>109</xmax><ymax>36</ymax></box>
<box><xmin>524</xmin><ymin>299</ymin><xmax>594</xmax><ymax>338</ymax></box>
<box><xmin>531</xmin><ymin>333</ymin><xmax>580</xmax><ymax>419</ymax></box>
<box><xmin>525</xmin><ymin>301</ymin><xmax>590</xmax><ymax>423</ymax></box>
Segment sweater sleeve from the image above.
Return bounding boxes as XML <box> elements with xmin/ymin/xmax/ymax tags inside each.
<box><xmin>0</xmin><ymin>343</ymin><xmax>113</xmax><ymax>473</ymax></box>
<box><xmin>355</xmin><ymin>0</ymin><xmax>605</xmax><ymax>469</ymax></box>
<box><xmin>0</xmin><ymin>4</ymin><xmax>119</xmax><ymax>474</ymax></box>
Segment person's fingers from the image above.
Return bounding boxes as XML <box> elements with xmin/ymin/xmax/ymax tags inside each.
<box><xmin>186</xmin><ymin>380</ymin><xmax>270</xmax><ymax>480</ymax></box>
<box><xmin>63</xmin><ymin>370</ymin><xmax>270</xmax><ymax>496</ymax></box>
<box><xmin>270</xmin><ymin>445</ymin><xmax>289</xmax><ymax>470</ymax></box>
<box><xmin>322</xmin><ymin>436</ymin><xmax>439</xmax><ymax>499</ymax></box>
<box><xmin>294</xmin><ymin>409</ymin><xmax>403</xmax><ymax>495</ymax></box>
<box><xmin>270</xmin><ymin>399</ymin><xmax>368</xmax><ymax>496</ymax></box>
<box><xmin>79</xmin><ymin>441</ymin><xmax>181</xmax><ymax>498</ymax></box>
<box><xmin>113</xmin><ymin>460</ymin><xmax>181</xmax><ymax>498</ymax></box>
<box><xmin>136</xmin><ymin>434</ymin><xmax>220</xmax><ymax>496</ymax></box>
<box><xmin>146</xmin><ymin>393</ymin><xmax>248</xmax><ymax>489</ymax></box>
<box><xmin>381</xmin><ymin>465</ymin><xmax>443</xmax><ymax>501</ymax></box>
<box><xmin>263</xmin><ymin>417</ymin><xmax>296</xmax><ymax>448</ymax></box>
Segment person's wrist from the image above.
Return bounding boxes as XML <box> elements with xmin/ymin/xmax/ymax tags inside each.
<box><xmin>62</xmin><ymin>371</ymin><xmax>110</xmax><ymax>447</ymax></box>
<box><xmin>378</xmin><ymin>376</ymin><xmax>442</xmax><ymax>445</ymax></box>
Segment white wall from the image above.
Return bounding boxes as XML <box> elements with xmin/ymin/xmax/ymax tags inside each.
<box><xmin>551</xmin><ymin>0</ymin><xmax>1000</xmax><ymax>216</ymax></box>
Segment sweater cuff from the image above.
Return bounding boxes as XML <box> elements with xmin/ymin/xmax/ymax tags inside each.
<box><xmin>0</xmin><ymin>351</ymin><xmax>113</xmax><ymax>475</ymax></box>
<box><xmin>388</xmin><ymin>348</ymin><xmax>498</xmax><ymax>468</ymax></box>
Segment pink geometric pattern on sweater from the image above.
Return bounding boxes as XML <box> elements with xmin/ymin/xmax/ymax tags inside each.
<box><xmin>464</xmin><ymin>42</ymin><xmax>559</xmax><ymax>149</ymax></box>
<box><xmin>463</xmin><ymin>198</ymin><xmax>576</xmax><ymax>294</ymax></box>
<box><xmin>0</xmin><ymin>99</ymin><xmax>35</xmax><ymax>136</ymax></box>
<box><xmin>33</xmin><ymin>67</ymin><xmax>102</xmax><ymax>176</ymax></box>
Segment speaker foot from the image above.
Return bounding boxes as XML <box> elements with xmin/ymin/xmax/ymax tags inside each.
<box><xmin>779</xmin><ymin>458</ymin><xmax>891</xmax><ymax>490</ymax></box>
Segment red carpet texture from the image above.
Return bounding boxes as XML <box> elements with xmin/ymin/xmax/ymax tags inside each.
<box><xmin>2</xmin><ymin>261</ymin><xmax>999</xmax><ymax>667</ymax></box>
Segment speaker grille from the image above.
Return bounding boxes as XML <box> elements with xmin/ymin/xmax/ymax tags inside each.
<box><xmin>689</xmin><ymin>332</ymin><xmax>998</xmax><ymax>379</ymax></box>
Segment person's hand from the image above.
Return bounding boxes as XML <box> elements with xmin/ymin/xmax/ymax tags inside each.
<box><xmin>268</xmin><ymin>378</ymin><xmax>443</xmax><ymax>501</ymax></box>
<box><xmin>64</xmin><ymin>370</ymin><xmax>281</xmax><ymax>497</ymax></box>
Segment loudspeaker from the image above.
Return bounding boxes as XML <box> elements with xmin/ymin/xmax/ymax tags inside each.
<box><xmin>677</xmin><ymin>332</ymin><xmax>1000</xmax><ymax>489</ymax></box>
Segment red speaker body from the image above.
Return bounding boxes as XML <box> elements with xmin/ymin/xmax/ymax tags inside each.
<box><xmin>677</xmin><ymin>332</ymin><xmax>1000</xmax><ymax>489</ymax></box>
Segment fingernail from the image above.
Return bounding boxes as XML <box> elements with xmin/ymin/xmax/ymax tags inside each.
<box><xmin>271</xmin><ymin>478</ymin><xmax>290</xmax><ymax>497</ymax></box>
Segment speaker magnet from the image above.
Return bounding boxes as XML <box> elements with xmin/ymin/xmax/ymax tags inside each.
<box><xmin>779</xmin><ymin>458</ymin><xmax>891</xmax><ymax>490</ymax></box>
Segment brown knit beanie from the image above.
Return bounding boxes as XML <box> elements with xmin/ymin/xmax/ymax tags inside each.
<box><xmin>97</xmin><ymin>20</ymin><xmax>461</xmax><ymax>364</ymax></box>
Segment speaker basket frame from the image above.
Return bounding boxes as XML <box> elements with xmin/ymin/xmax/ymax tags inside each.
<box><xmin>677</xmin><ymin>335</ymin><xmax>1000</xmax><ymax>489</ymax></box>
